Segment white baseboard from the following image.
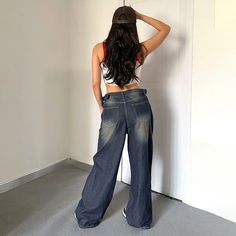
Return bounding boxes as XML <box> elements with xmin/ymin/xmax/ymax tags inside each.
<box><xmin>0</xmin><ymin>158</ymin><xmax>95</xmax><ymax>194</ymax></box>
<box><xmin>0</xmin><ymin>158</ymin><xmax>68</xmax><ymax>194</ymax></box>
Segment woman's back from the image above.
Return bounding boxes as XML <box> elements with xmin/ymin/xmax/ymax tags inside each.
<box><xmin>100</xmin><ymin>42</ymin><xmax>143</xmax><ymax>88</ymax></box>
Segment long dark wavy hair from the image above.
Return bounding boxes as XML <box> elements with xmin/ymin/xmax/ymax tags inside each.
<box><xmin>100</xmin><ymin>20</ymin><xmax>147</xmax><ymax>89</ymax></box>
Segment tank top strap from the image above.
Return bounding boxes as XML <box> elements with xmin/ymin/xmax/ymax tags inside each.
<box><xmin>136</xmin><ymin>52</ymin><xmax>141</xmax><ymax>63</ymax></box>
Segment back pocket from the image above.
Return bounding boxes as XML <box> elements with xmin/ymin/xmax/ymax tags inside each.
<box><xmin>131</xmin><ymin>101</ymin><xmax>151</xmax><ymax>121</ymax></box>
<box><xmin>101</xmin><ymin>106</ymin><xmax>120</xmax><ymax>127</ymax></box>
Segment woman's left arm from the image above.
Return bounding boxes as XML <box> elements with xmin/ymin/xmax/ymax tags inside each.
<box><xmin>92</xmin><ymin>43</ymin><xmax>104</xmax><ymax>113</ymax></box>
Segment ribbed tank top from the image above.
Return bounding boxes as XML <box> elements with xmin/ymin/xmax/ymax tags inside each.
<box><xmin>100</xmin><ymin>42</ymin><xmax>142</xmax><ymax>86</ymax></box>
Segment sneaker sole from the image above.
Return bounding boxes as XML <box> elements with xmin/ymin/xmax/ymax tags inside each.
<box><xmin>122</xmin><ymin>208</ymin><xmax>126</xmax><ymax>218</ymax></box>
<box><xmin>122</xmin><ymin>211</ymin><xmax>126</xmax><ymax>218</ymax></box>
<box><xmin>74</xmin><ymin>212</ymin><xmax>78</xmax><ymax>221</ymax></box>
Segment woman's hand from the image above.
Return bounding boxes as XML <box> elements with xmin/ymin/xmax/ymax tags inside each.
<box><xmin>135</xmin><ymin>10</ymin><xmax>143</xmax><ymax>20</ymax></box>
<box><xmin>129</xmin><ymin>4</ymin><xmax>143</xmax><ymax>20</ymax></box>
<box><xmin>100</xmin><ymin>106</ymin><xmax>104</xmax><ymax>115</ymax></box>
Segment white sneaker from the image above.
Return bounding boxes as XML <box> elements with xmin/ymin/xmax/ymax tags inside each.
<box><xmin>122</xmin><ymin>207</ymin><xmax>127</xmax><ymax>218</ymax></box>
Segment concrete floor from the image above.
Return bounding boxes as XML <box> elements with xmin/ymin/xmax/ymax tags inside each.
<box><xmin>0</xmin><ymin>164</ymin><xmax>235</xmax><ymax>236</ymax></box>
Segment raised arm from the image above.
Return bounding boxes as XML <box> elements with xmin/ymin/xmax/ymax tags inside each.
<box><xmin>135</xmin><ymin>10</ymin><xmax>171</xmax><ymax>60</ymax></box>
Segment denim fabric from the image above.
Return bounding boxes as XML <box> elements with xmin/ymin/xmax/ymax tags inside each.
<box><xmin>74</xmin><ymin>88</ymin><xmax>153</xmax><ymax>229</ymax></box>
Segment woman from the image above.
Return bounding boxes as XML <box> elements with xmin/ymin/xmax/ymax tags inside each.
<box><xmin>74</xmin><ymin>5</ymin><xmax>171</xmax><ymax>229</ymax></box>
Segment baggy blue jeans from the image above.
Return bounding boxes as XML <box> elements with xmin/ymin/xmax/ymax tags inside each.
<box><xmin>74</xmin><ymin>88</ymin><xmax>153</xmax><ymax>229</ymax></box>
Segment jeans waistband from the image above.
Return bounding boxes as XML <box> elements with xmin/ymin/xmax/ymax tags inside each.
<box><xmin>103</xmin><ymin>88</ymin><xmax>147</xmax><ymax>100</ymax></box>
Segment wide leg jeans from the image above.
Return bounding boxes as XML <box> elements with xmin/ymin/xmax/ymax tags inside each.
<box><xmin>74</xmin><ymin>88</ymin><xmax>154</xmax><ymax>229</ymax></box>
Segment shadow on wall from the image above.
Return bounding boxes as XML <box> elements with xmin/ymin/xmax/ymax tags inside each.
<box><xmin>141</xmin><ymin>31</ymin><xmax>186</xmax><ymax>200</ymax></box>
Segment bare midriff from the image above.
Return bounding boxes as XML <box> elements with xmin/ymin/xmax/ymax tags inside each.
<box><xmin>105</xmin><ymin>82</ymin><xmax>141</xmax><ymax>93</ymax></box>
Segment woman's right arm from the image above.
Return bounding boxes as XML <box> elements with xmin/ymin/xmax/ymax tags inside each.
<box><xmin>136</xmin><ymin>10</ymin><xmax>171</xmax><ymax>59</ymax></box>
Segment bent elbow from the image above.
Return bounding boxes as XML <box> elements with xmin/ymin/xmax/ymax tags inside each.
<box><xmin>165</xmin><ymin>25</ymin><xmax>171</xmax><ymax>32</ymax></box>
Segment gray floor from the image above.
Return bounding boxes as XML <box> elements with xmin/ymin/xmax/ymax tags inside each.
<box><xmin>0</xmin><ymin>164</ymin><xmax>235</xmax><ymax>236</ymax></box>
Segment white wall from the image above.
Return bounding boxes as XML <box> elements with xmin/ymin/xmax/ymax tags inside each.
<box><xmin>121</xmin><ymin>0</ymin><xmax>193</xmax><ymax>203</ymax></box>
<box><xmin>1</xmin><ymin>0</ymin><xmax>235</xmax><ymax>223</ymax></box>
<box><xmin>0</xmin><ymin>0</ymin><xmax>70</xmax><ymax>185</ymax></box>
<box><xmin>69</xmin><ymin>0</ymin><xmax>119</xmax><ymax>165</ymax></box>
<box><xmin>184</xmin><ymin>0</ymin><xmax>236</xmax><ymax>222</ymax></box>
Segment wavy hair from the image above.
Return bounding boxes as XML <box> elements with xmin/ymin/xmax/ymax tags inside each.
<box><xmin>100</xmin><ymin>20</ymin><xmax>147</xmax><ymax>89</ymax></box>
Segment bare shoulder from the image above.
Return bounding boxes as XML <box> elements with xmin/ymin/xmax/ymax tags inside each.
<box><xmin>92</xmin><ymin>42</ymin><xmax>102</xmax><ymax>53</ymax></box>
<box><xmin>92</xmin><ymin>42</ymin><xmax>104</xmax><ymax>62</ymax></box>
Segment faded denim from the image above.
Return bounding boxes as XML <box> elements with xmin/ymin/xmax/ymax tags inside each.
<box><xmin>74</xmin><ymin>88</ymin><xmax>153</xmax><ymax>229</ymax></box>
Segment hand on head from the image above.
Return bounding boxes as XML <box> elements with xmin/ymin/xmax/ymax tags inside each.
<box><xmin>129</xmin><ymin>4</ymin><xmax>142</xmax><ymax>20</ymax></box>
